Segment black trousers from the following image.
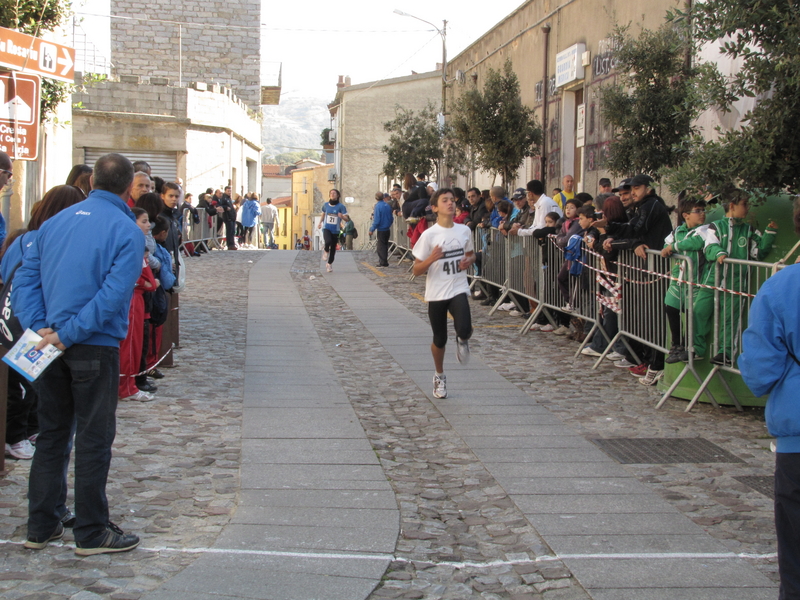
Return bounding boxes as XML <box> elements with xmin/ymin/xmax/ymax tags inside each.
<box><xmin>776</xmin><ymin>452</ymin><xmax>800</xmax><ymax>599</ymax></box>
<box><xmin>376</xmin><ymin>230</ymin><xmax>390</xmax><ymax>266</ymax></box>
<box><xmin>322</xmin><ymin>229</ymin><xmax>338</xmax><ymax>264</ymax></box>
<box><xmin>428</xmin><ymin>293</ymin><xmax>473</xmax><ymax>348</ymax></box>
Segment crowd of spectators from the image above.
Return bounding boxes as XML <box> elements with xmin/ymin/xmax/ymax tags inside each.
<box><xmin>390</xmin><ymin>172</ymin><xmax>779</xmax><ymax>389</ymax></box>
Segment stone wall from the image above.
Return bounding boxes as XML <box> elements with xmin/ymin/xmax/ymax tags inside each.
<box><xmin>73</xmin><ymin>78</ymin><xmax>262</xmax><ymax>195</ymax></box>
<box><xmin>335</xmin><ymin>72</ymin><xmax>440</xmax><ymax>227</ymax></box>
<box><xmin>110</xmin><ymin>0</ymin><xmax>261</xmax><ymax>107</ymax></box>
<box><xmin>446</xmin><ymin>0</ymin><xmax>681</xmax><ymax>194</ymax></box>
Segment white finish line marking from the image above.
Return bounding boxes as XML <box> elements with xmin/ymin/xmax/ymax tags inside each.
<box><xmin>0</xmin><ymin>539</ymin><xmax>778</xmax><ymax>567</ymax></box>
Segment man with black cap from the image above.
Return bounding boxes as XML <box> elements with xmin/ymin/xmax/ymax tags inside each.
<box><xmin>601</xmin><ymin>174</ymin><xmax>673</xmax><ymax>385</ymax></box>
<box><xmin>598</xmin><ymin>178</ymin><xmax>612</xmax><ymax>195</ymax></box>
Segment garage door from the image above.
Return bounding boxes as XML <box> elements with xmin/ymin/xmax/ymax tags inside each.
<box><xmin>83</xmin><ymin>149</ymin><xmax>178</xmax><ymax>182</ymax></box>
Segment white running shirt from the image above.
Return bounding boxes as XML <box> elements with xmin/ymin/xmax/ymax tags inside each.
<box><xmin>413</xmin><ymin>222</ymin><xmax>473</xmax><ymax>302</ymax></box>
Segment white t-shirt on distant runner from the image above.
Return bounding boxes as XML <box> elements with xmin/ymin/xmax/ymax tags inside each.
<box><xmin>412</xmin><ymin>222</ymin><xmax>473</xmax><ymax>302</ymax></box>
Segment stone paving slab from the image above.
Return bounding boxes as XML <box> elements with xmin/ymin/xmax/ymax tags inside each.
<box><xmin>544</xmin><ymin>533</ymin><xmax>732</xmax><ymax>554</ymax></box>
<box><xmin>238</xmin><ymin>489</ymin><xmax>400</xmax><ymax>510</ymax></box>
<box><xmin>588</xmin><ymin>588</ymin><xmax>776</xmax><ymax>600</ymax></box>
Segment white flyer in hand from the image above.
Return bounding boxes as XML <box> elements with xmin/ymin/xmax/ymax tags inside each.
<box><xmin>2</xmin><ymin>328</ymin><xmax>63</xmax><ymax>382</ymax></box>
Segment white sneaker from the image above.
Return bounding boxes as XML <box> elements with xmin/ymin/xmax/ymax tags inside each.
<box><xmin>614</xmin><ymin>358</ymin><xmax>637</xmax><ymax>368</ymax></box>
<box><xmin>508</xmin><ymin>309</ymin><xmax>523</xmax><ymax>317</ymax></box>
<box><xmin>580</xmin><ymin>346</ymin><xmax>602</xmax><ymax>357</ymax></box>
<box><xmin>606</xmin><ymin>351</ymin><xmax>625</xmax><ymax>361</ymax></box>
<box><xmin>540</xmin><ymin>324</ymin><xmax>555</xmax><ymax>332</ymax></box>
<box><xmin>121</xmin><ymin>391</ymin><xmax>154</xmax><ymax>402</ymax></box>
<box><xmin>562</xmin><ymin>304</ymin><xmax>577</xmax><ymax>313</ymax></box>
<box><xmin>639</xmin><ymin>368</ymin><xmax>664</xmax><ymax>386</ymax></box>
<box><xmin>497</xmin><ymin>302</ymin><xmax>515</xmax><ymax>311</ymax></box>
<box><xmin>456</xmin><ymin>337</ymin><xmax>470</xmax><ymax>365</ymax></box>
<box><xmin>326</xmin><ymin>263</ymin><xmax>333</xmax><ymax>273</ymax></box>
<box><xmin>433</xmin><ymin>374</ymin><xmax>447</xmax><ymax>398</ymax></box>
<box><xmin>553</xmin><ymin>325</ymin><xmax>570</xmax><ymax>336</ymax></box>
<box><xmin>530</xmin><ymin>323</ymin><xmax>543</xmax><ymax>331</ymax></box>
<box><xmin>5</xmin><ymin>439</ymin><xmax>35</xmax><ymax>460</ymax></box>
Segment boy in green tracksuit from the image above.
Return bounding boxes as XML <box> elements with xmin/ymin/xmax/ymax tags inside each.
<box><xmin>695</xmin><ymin>190</ymin><xmax>778</xmax><ymax>366</ymax></box>
<box><xmin>662</xmin><ymin>196</ymin><xmax>708</xmax><ymax>364</ymax></box>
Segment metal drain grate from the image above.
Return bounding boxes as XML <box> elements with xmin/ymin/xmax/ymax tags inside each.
<box><xmin>590</xmin><ymin>438</ymin><xmax>745</xmax><ymax>465</ymax></box>
<box><xmin>734</xmin><ymin>476</ymin><xmax>775</xmax><ymax>499</ymax></box>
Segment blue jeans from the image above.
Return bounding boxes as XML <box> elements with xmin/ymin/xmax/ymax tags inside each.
<box><xmin>28</xmin><ymin>344</ymin><xmax>119</xmax><ymax>544</ymax></box>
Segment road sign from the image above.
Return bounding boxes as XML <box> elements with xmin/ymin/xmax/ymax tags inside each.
<box><xmin>0</xmin><ymin>72</ymin><xmax>40</xmax><ymax>161</ymax></box>
<box><xmin>0</xmin><ymin>26</ymin><xmax>74</xmax><ymax>83</ymax></box>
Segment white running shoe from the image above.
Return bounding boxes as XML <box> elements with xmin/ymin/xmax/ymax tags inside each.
<box><xmin>5</xmin><ymin>439</ymin><xmax>35</xmax><ymax>460</ymax></box>
<box><xmin>497</xmin><ymin>302</ymin><xmax>515</xmax><ymax>311</ymax></box>
<box><xmin>614</xmin><ymin>358</ymin><xmax>637</xmax><ymax>368</ymax></box>
<box><xmin>580</xmin><ymin>346</ymin><xmax>602</xmax><ymax>357</ymax></box>
<box><xmin>540</xmin><ymin>324</ymin><xmax>555</xmax><ymax>332</ymax></box>
<box><xmin>456</xmin><ymin>337</ymin><xmax>470</xmax><ymax>365</ymax></box>
<box><xmin>121</xmin><ymin>391</ymin><xmax>154</xmax><ymax>402</ymax></box>
<box><xmin>639</xmin><ymin>368</ymin><xmax>664</xmax><ymax>386</ymax></box>
<box><xmin>530</xmin><ymin>323</ymin><xmax>544</xmax><ymax>331</ymax></box>
<box><xmin>433</xmin><ymin>374</ymin><xmax>447</xmax><ymax>398</ymax></box>
<box><xmin>326</xmin><ymin>263</ymin><xmax>333</xmax><ymax>273</ymax></box>
<box><xmin>553</xmin><ymin>325</ymin><xmax>570</xmax><ymax>336</ymax></box>
<box><xmin>606</xmin><ymin>351</ymin><xmax>625</xmax><ymax>361</ymax></box>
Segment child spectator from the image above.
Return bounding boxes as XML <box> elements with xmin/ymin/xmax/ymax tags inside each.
<box><xmin>698</xmin><ymin>188</ymin><xmax>778</xmax><ymax>366</ymax></box>
<box><xmin>544</xmin><ymin>198</ymin><xmax>583</xmax><ymax>335</ymax></box>
<box><xmin>119</xmin><ymin>208</ymin><xmax>157</xmax><ymax>402</ymax></box>
<box><xmin>662</xmin><ymin>195</ymin><xmax>708</xmax><ymax>364</ymax></box>
<box><xmin>560</xmin><ymin>206</ymin><xmax>599</xmax><ymax>338</ymax></box>
<box><xmin>302</xmin><ymin>230</ymin><xmax>311</xmax><ymax>250</ymax></box>
<box><xmin>454</xmin><ymin>202</ymin><xmax>469</xmax><ymax>224</ymax></box>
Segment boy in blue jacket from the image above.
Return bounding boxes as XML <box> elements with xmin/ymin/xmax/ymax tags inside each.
<box><xmin>740</xmin><ymin>265</ymin><xmax>800</xmax><ymax>599</ymax></box>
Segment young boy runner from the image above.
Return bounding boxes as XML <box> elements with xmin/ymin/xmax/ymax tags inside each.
<box><xmin>412</xmin><ymin>188</ymin><xmax>476</xmax><ymax>399</ymax></box>
<box><xmin>698</xmin><ymin>189</ymin><xmax>777</xmax><ymax>365</ymax></box>
<box><xmin>661</xmin><ymin>195</ymin><xmax>708</xmax><ymax>365</ymax></box>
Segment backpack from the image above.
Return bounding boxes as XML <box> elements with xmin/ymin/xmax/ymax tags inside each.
<box><xmin>149</xmin><ymin>285</ymin><xmax>170</xmax><ymax>326</ymax></box>
<box><xmin>352</xmin><ymin>227</ymin><xmax>359</xmax><ymax>240</ymax></box>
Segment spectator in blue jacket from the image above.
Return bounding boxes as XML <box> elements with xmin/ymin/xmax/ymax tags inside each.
<box><xmin>241</xmin><ymin>193</ymin><xmax>262</xmax><ymax>248</ymax></box>
<box><xmin>740</xmin><ymin>264</ymin><xmax>800</xmax><ymax>599</ymax></box>
<box><xmin>369</xmin><ymin>191</ymin><xmax>394</xmax><ymax>268</ymax></box>
<box><xmin>0</xmin><ymin>151</ymin><xmax>12</xmax><ymax>246</ymax></box>
<box><xmin>13</xmin><ymin>153</ymin><xmax>144</xmax><ymax>556</ymax></box>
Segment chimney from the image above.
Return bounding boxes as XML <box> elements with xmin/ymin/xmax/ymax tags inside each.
<box><xmin>337</xmin><ymin>75</ymin><xmax>345</xmax><ymax>89</ymax></box>
<box><xmin>344</xmin><ymin>76</ymin><xmax>351</xmax><ymax>87</ymax></box>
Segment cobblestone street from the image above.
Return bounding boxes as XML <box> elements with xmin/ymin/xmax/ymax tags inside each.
<box><xmin>0</xmin><ymin>249</ymin><xmax>780</xmax><ymax>599</ymax></box>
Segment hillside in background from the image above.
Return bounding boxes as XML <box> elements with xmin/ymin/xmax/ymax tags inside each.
<box><xmin>261</xmin><ymin>95</ymin><xmax>330</xmax><ymax>160</ymax></box>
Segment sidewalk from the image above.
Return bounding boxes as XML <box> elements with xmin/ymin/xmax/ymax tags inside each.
<box><xmin>0</xmin><ymin>248</ymin><xmax>780</xmax><ymax>599</ymax></box>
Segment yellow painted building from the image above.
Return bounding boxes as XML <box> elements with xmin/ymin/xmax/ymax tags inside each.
<box><xmin>268</xmin><ymin>196</ymin><xmax>293</xmax><ymax>249</ymax></box>
<box><xmin>291</xmin><ymin>164</ymin><xmax>335</xmax><ymax>248</ymax></box>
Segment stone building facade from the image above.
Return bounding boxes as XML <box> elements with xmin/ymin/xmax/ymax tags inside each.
<box><xmin>445</xmin><ymin>0</ymin><xmax>681</xmax><ymax>194</ymax></box>
<box><xmin>109</xmin><ymin>0</ymin><xmax>262</xmax><ymax>107</ymax></box>
<box><xmin>72</xmin><ymin>79</ymin><xmax>262</xmax><ymax>196</ymax></box>
<box><xmin>330</xmin><ymin>71</ymin><xmax>440</xmax><ymax>227</ymax></box>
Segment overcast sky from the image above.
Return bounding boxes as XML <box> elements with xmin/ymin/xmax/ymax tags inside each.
<box><xmin>262</xmin><ymin>0</ymin><xmax>527</xmax><ymax>100</ymax></box>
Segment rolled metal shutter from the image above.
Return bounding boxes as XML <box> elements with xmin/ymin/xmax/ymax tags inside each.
<box><xmin>83</xmin><ymin>149</ymin><xmax>178</xmax><ymax>182</ymax></box>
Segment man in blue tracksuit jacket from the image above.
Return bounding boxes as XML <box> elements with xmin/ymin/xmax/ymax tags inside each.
<box><xmin>13</xmin><ymin>153</ymin><xmax>145</xmax><ymax>556</ymax></box>
<box><xmin>740</xmin><ymin>263</ymin><xmax>800</xmax><ymax>599</ymax></box>
<box><xmin>369</xmin><ymin>193</ymin><xmax>394</xmax><ymax>267</ymax></box>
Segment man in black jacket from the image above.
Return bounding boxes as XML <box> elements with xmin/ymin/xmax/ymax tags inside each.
<box><xmin>218</xmin><ymin>186</ymin><xmax>238</xmax><ymax>250</ymax></box>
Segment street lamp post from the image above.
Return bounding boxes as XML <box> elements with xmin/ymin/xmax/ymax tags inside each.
<box><xmin>393</xmin><ymin>9</ymin><xmax>447</xmax><ymax>115</ymax></box>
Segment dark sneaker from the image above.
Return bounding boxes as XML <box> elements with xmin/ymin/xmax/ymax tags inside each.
<box><xmin>665</xmin><ymin>345</ymin><xmax>684</xmax><ymax>364</ymax></box>
<box><xmin>148</xmin><ymin>369</ymin><xmax>164</xmax><ymax>379</ymax></box>
<box><xmin>24</xmin><ymin>522</ymin><xmax>64</xmax><ymax>549</ymax></box>
<box><xmin>710</xmin><ymin>352</ymin><xmax>730</xmax><ymax>366</ymax></box>
<box><xmin>60</xmin><ymin>510</ymin><xmax>76</xmax><ymax>528</ymax></box>
<box><xmin>137</xmin><ymin>381</ymin><xmax>158</xmax><ymax>393</ymax></box>
<box><xmin>75</xmin><ymin>523</ymin><xmax>140</xmax><ymax>556</ymax></box>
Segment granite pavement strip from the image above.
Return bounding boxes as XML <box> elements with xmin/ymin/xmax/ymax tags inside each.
<box><xmin>0</xmin><ymin>247</ymin><xmax>781</xmax><ymax>599</ymax></box>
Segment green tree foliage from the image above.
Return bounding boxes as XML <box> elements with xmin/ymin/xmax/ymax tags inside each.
<box><xmin>599</xmin><ymin>23</ymin><xmax>705</xmax><ymax>182</ymax></box>
<box><xmin>382</xmin><ymin>103</ymin><xmax>445</xmax><ymax>181</ymax></box>
<box><xmin>0</xmin><ymin>0</ymin><xmax>72</xmax><ymax>121</ymax></box>
<box><xmin>449</xmin><ymin>60</ymin><xmax>542</xmax><ymax>188</ymax></box>
<box><xmin>265</xmin><ymin>150</ymin><xmax>323</xmax><ymax>165</ymax></box>
<box><xmin>665</xmin><ymin>0</ymin><xmax>800</xmax><ymax>196</ymax></box>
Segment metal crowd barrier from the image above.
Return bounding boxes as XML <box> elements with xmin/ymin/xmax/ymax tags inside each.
<box><xmin>180</xmin><ymin>208</ymin><xmax>224</xmax><ymax>253</ymax></box>
<box><xmin>685</xmin><ymin>257</ymin><xmax>786</xmax><ymax>410</ymax></box>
